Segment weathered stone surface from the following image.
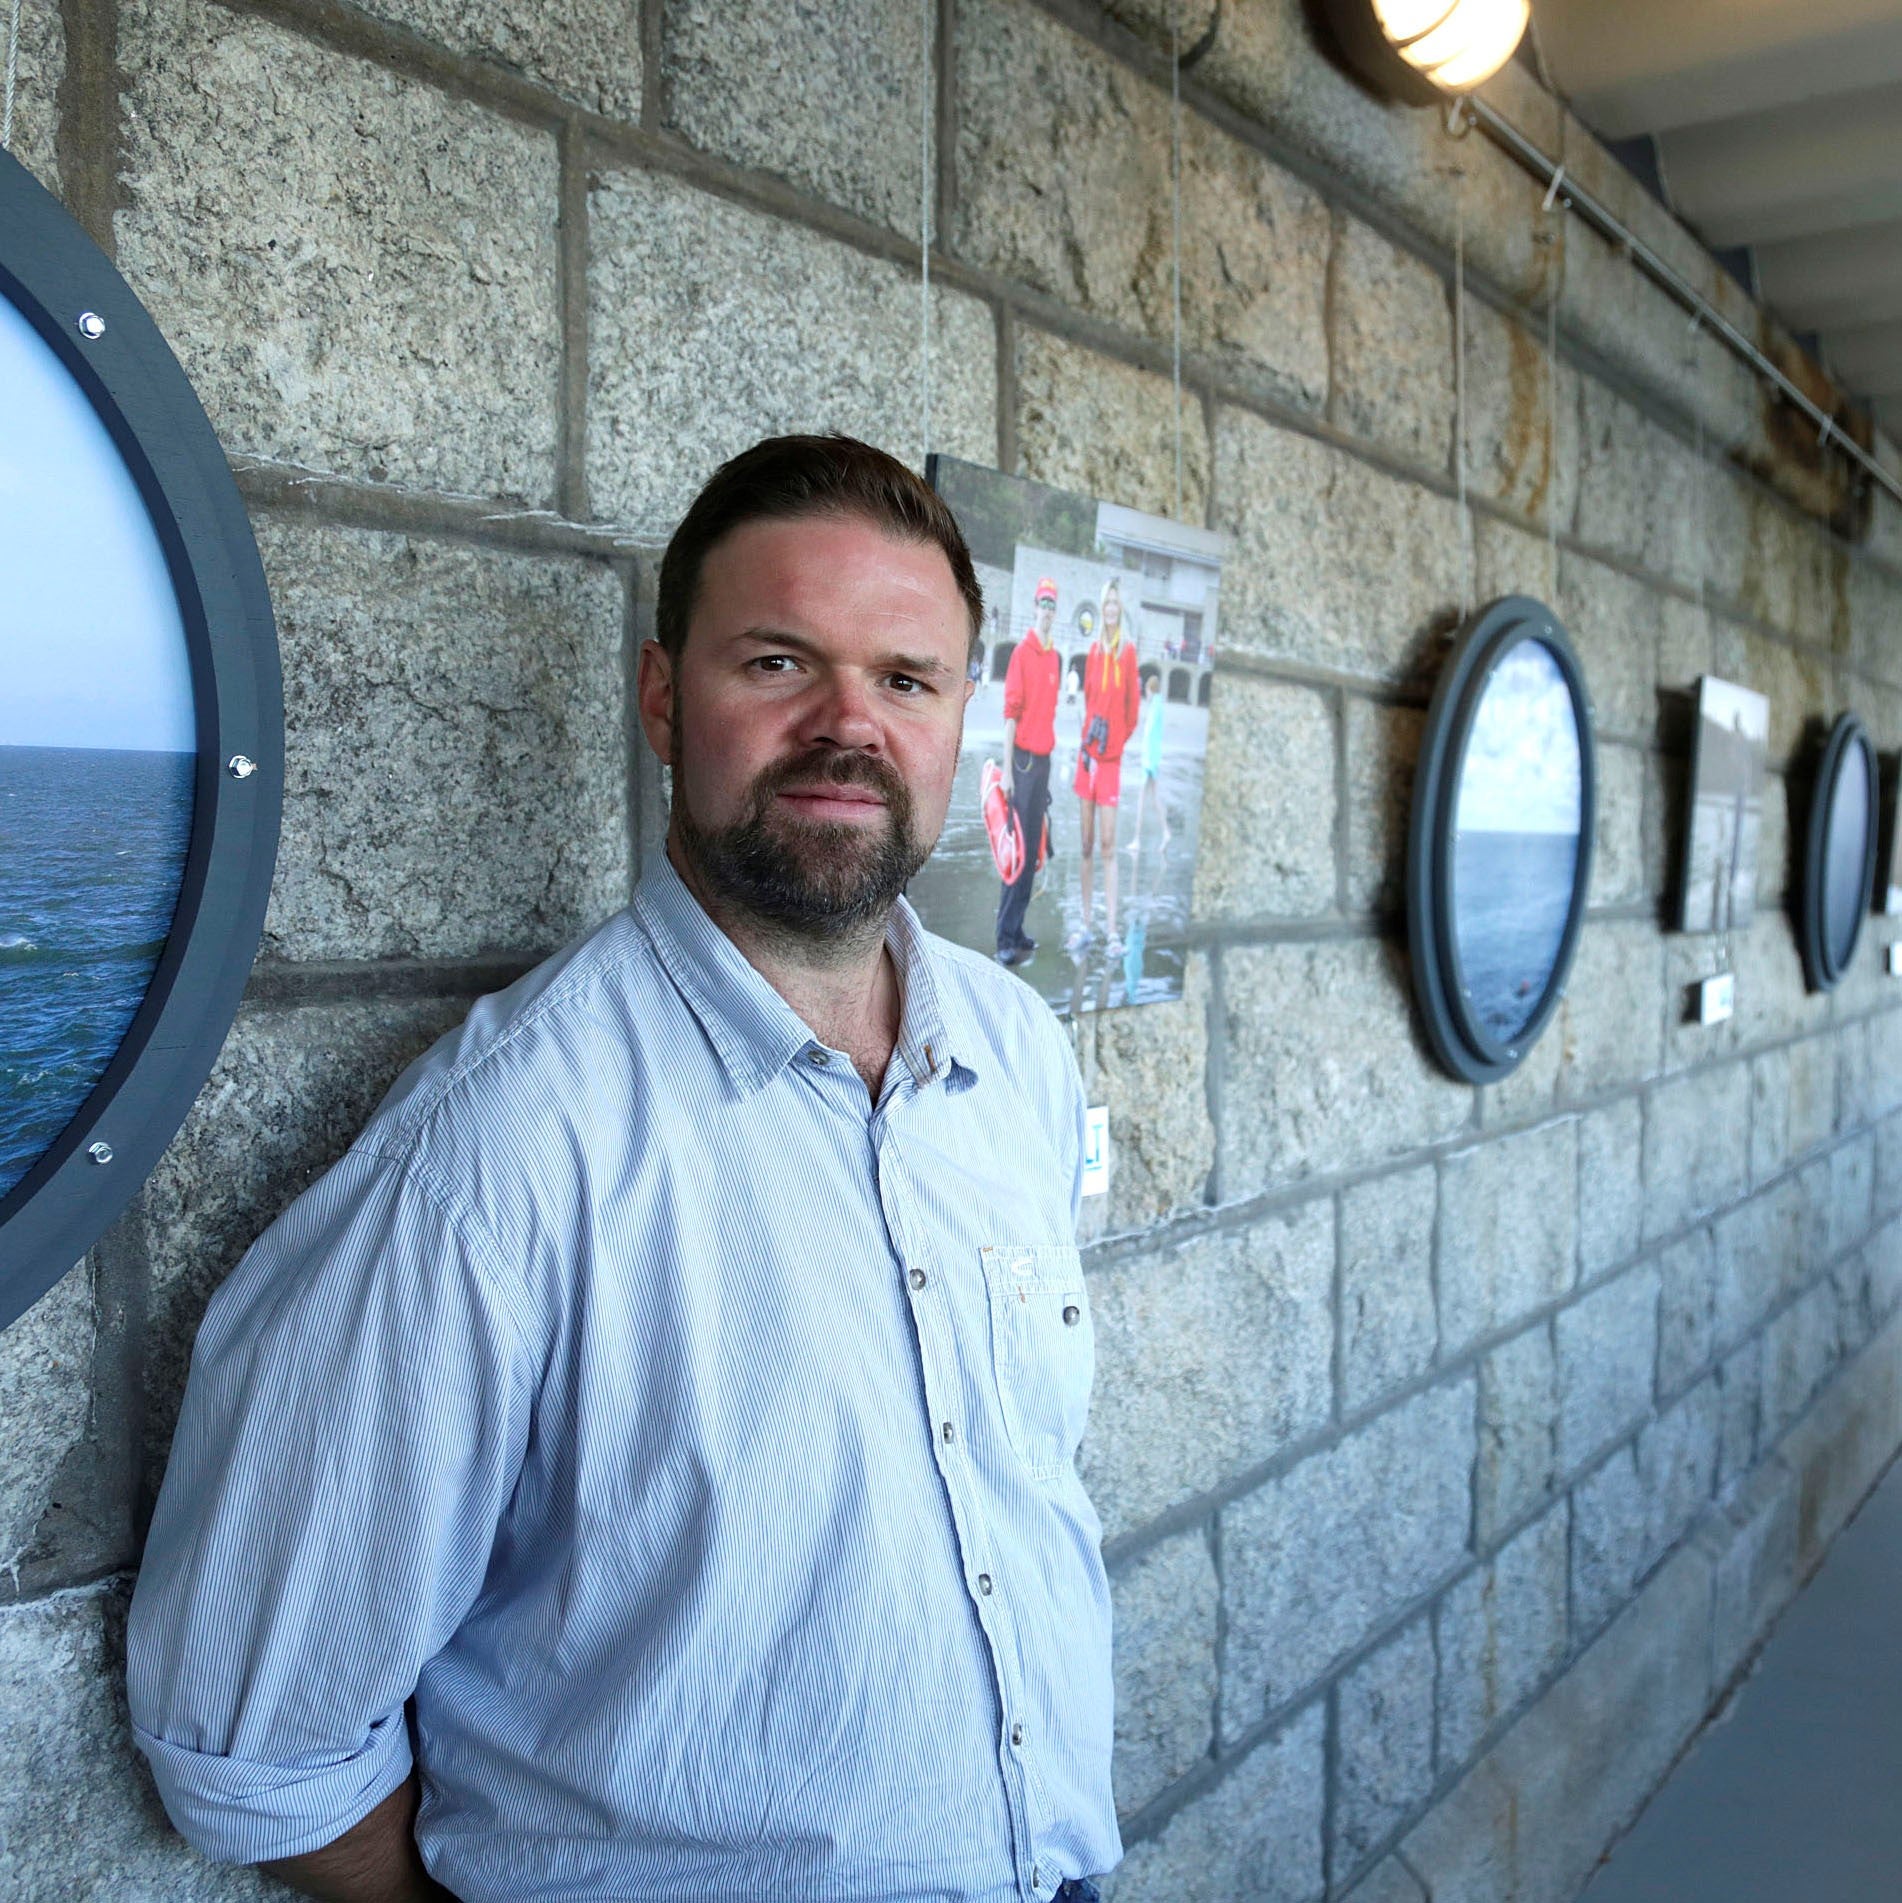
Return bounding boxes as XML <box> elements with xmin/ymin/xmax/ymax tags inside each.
<box><xmin>1340</xmin><ymin>1166</ymin><xmax>1437</xmax><ymax>1415</ymax></box>
<box><xmin>1076</xmin><ymin>958</ymin><xmax>1215</xmax><ymax>1236</ymax></box>
<box><xmin>1827</xmin><ymin>1131</ymin><xmax>1877</xmax><ymax>1259</ymax></box>
<box><xmin>1553</xmin><ymin>548</ymin><xmax>1665</xmax><ymax>746</ymax></box>
<box><xmin>1486</xmin><ymin>920</ymin><xmax>1665</xmax><ymax>1122</ymax></box>
<box><xmin>1014</xmin><ymin>329</ymin><xmax>1211</xmax><ymax>523</ymax></box>
<box><xmin>1342</xmin><ymin>697</ymin><xmax>1422</xmax><ymax>918</ymax></box>
<box><xmin>1831</xmin><ymin>1250</ymin><xmax>1876</xmax><ymax>1360</ymax></box>
<box><xmin>1436</xmin><ymin>1507</ymin><xmax>1568</xmax><ymax>1772</ymax></box>
<box><xmin>1220</xmin><ymin>1381</ymin><xmax>1473</xmax><ymax>1728</ymax></box>
<box><xmin>1213</xmin><ymin>410</ymin><xmax>1464</xmax><ymax>687</ymax></box>
<box><xmin>1644</xmin><ymin>1061</ymin><xmax>1752</xmax><ymax>1242</ymax></box>
<box><xmin>0</xmin><ymin>1584</ymin><xmax>272</xmax><ymax>1898</ymax></box>
<box><xmin>1192</xmin><ymin>676</ymin><xmax>1337</xmax><ymax>921</ymax></box>
<box><xmin>255</xmin><ymin>522</ymin><xmax>628</xmax><ymax>962</ymax></box>
<box><xmin>1780</xmin><ymin>1307</ymin><xmax>1902</xmax><ymax>1573</ymax></box>
<box><xmin>1572</xmin><ymin>1378</ymin><xmax>1720</xmax><ymax>1636</ymax></box>
<box><xmin>1102</xmin><ymin>1704</ymin><xmax>1325</xmax><ymax>1903</ymax></box>
<box><xmin>1657</xmin><ymin>1227</ymin><xmax>1718</xmax><ymax>1397</ymax></box>
<box><xmin>1718</xmin><ymin>1336</ymin><xmax>1764</xmax><ymax>1490</ymax></box>
<box><xmin>663</xmin><ymin>0</ymin><xmax>921</xmax><ymax>233</ymax></box>
<box><xmin>1220</xmin><ymin>936</ymin><xmax>1473</xmax><ymax>1197</ymax></box>
<box><xmin>1759</xmin><ymin>1282</ymin><xmax>1841</xmax><ymax>1448</ymax></box>
<box><xmin>1750</xmin><ymin>1036</ymin><xmax>1838</xmax><ymax>1185</ymax></box>
<box><xmin>0</xmin><ymin>1264</ymin><xmax>93</xmax><ymax>1573</ymax></box>
<box><xmin>955</xmin><ymin>0</ymin><xmax>1329</xmax><ymax>411</ymax></box>
<box><xmin>1757</xmin><ymin>770</ymin><xmax>1792</xmax><ymax>906</ymax></box>
<box><xmin>1589</xmin><ymin>742</ymin><xmax>1646</xmax><ymax>910</ymax></box>
<box><xmin>7</xmin><ymin>0</ymin><xmax>62</xmax><ymax>191</ymax></box>
<box><xmin>369</xmin><ymin>0</ymin><xmax>640</xmax><ymax>115</ymax></box>
<box><xmin>1709</xmin><ymin>1456</ymin><xmax>1797</xmax><ymax>1687</ymax></box>
<box><xmin>1341</xmin><ymin>1860</ymin><xmax>1426</xmax><ymax>1903</ymax></box>
<box><xmin>1577</xmin><ymin>1096</ymin><xmax>1644</xmax><ymax>1279</ymax></box>
<box><xmin>1111</xmin><ymin>1528</ymin><xmax>1217</xmax><ymax>1817</ymax></box>
<box><xmin>1556</xmin><ymin>1267</ymin><xmax>1660</xmax><ymax>1474</ymax></box>
<box><xmin>588</xmin><ymin>167</ymin><xmax>995</xmax><ymax>527</ymax></box>
<box><xmin>1867</xmin><ymin>1213</ymin><xmax>1902</xmax><ymax>1328</ymax></box>
<box><xmin>1476</xmin><ymin>1324</ymin><xmax>1556</xmax><ymax>1546</ymax></box>
<box><xmin>1713</xmin><ymin>1177</ymin><xmax>1805</xmax><ymax>1356</ymax></box>
<box><xmin>140</xmin><ymin>998</ymin><xmax>471</xmax><ymax>1469</ymax></box>
<box><xmin>1330</xmin><ymin>219</ymin><xmax>1451</xmax><ymax>471</ymax></box>
<box><xmin>1575</xmin><ymin>382</ymin><xmax>1701</xmax><ymax>588</ymax></box>
<box><xmin>1849</xmin><ymin>554</ymin><xmax>1902</xmax><ymax>685</ymax></box>
<box><xmin>118</xmin><ymin>0</ymin><xmax>560</xmax><ymax>498</ymax></box>
<box><xmin>1438</xmin><ymin>1120</ymin><xmax>1578</xmax><ymax>1357</ymax></box>
<box><xmin>1334</xmin><ymin>1618</ymin><xmax>1435</xmax><ymax>1874</ymax></box>
<box><xmin>1401</xmin><ymin>1545</ymin><xmax>1714</xmax><ymax>1903</ymax></box>
<box><xmin>1082</xmin><ymin>1202</ymin><xmax>1334</xmax><ymax>1541</ymax></box>
<box><xmin>1877</xmin><ymin>1111</ymin><xmax>1902</xmax><ymax>1221</ymax></box>
<box><xmin>1464</xmin><ymin>299</ymin><xmax>1579</xmax><ymax>530</ymax></box>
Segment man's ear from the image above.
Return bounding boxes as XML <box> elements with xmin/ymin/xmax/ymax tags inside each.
<box><xmin>635</xmin><ymin>639</ymin><xmax>676</xmax><ymax>763</ymax></box>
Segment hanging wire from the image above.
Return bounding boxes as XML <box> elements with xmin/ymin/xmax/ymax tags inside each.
<box><xmin>918</xmin><ymin>0</ymin><xmax>934</xmax><ymax>472</ymax></box>
<box><xmin>1170</xmin><ymin>0</ymin><xmax>1185</xmax><ymax>521</ymax></box>
<box><xmin>3</xmin><ymin>0</ymin><xmax>23</xmax><ymax>153</ymax></box>
<box><xmin>1453</xmin><ymin>165</ymin><xmax>1472</xmax><ymax>619</ymax></box>
<box><xmin>1543</xmin><ymin>135</ymin><xmax>1564</xmax><ymax>600</ymax></box>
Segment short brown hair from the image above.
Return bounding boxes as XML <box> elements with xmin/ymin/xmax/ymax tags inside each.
<box><xmin>655</xmin><ymin>434</ymin><xmax>983</xmax><ymax>662</ymax></box>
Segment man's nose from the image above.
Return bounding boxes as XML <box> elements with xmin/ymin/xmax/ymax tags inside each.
<box><xmin>797</xmin><ymin>672</ymin><xmax>882</xmax><ymax>750</ymax></box>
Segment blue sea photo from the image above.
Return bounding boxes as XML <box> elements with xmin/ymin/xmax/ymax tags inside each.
<box><xmin>1</xmin><ymin>288</ymin><xmax>197</xmax><ymax>1204</ymax></box>
<box><xmin>1451</xmin><ymin>639</ymin><xmax>1583</xmax><ymax>1045</ymax></box>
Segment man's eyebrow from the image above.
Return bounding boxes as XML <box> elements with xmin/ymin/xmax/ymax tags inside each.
<box><xmin>735</xmin><ymin>626</ymin><xmax>956</xmax><ymax>679</ymax></box>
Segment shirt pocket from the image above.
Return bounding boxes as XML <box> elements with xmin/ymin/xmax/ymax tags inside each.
<box><xmin>981</xmin><ymin>1244</ymin><xmax>1094</xmax><ymax>1482</ymax></box>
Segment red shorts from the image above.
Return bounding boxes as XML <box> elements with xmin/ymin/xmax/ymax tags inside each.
<box><xmin>1074</xmin><ymin>754</ymin><xmax>1122</xmax><ymax>807</ymax></box>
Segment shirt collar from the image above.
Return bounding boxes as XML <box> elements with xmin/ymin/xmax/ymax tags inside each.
<box><xmin>631</xmin><ymin>852</ymin><xmax>962</xmax><ymax>1100</ymax></box>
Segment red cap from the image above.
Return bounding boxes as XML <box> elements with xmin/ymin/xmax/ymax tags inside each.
<box><xmin>1034</xmin><ymin>578</ymin><xmax>1058</xmax><ymax>604</ymax></box>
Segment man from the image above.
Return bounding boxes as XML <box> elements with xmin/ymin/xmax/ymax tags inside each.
<box><xmin>995</xmin><ymin>578</ymin><xmax>1062</xmax><ymax>968</ymax></box>
<box><xmin>127</xmin><ymin>436</ymin><xmax>1119</xmax><ymax>1903</ymax></box>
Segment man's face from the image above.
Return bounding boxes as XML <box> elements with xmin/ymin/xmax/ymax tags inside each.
<box><xmin>1035</xmin><ymin>600</ymin><xmax>1055</xmax><ymax>642</ymax></box>
<box><xmin>638</xmin><ymin>513</ymin><xmax>975</xmax><ymax>941</ymax></box>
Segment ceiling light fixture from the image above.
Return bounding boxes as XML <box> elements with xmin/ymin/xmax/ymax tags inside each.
<box><xmin>1324</xmin><ymin>0</ymin><xmax>1532</xmax><ymax>106</ymax></box>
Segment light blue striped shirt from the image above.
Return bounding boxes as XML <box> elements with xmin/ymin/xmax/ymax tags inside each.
<box><xmin>128</xmin><ymin>854</ymin><xmax>1119</xmax><ymax>1902</ymax></box>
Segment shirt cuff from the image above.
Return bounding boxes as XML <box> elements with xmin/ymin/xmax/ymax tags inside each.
<box><xmin>131</xmin><ymin>1707</ymin><xmax>414</xmax><ymax>1865</ymax></box>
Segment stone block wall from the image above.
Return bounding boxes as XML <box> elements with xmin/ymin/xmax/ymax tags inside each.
<box><xmin>4</xmin><ymin>1</ymin><xmax>1902</xmax><ymax>1898</ymax></box>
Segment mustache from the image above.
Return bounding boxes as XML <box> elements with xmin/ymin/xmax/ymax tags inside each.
<box><xmin>751</xmin><ymin>750</ymin><xmax>908</xmax><ymax>807</ymax></box>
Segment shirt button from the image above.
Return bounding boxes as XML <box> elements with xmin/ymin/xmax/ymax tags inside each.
<box><xmin>909</xmin><ymin>1268</ymin><xmax>927</xmax><ymax>1291</ymax></box>
<box><xmin>1063</xmin><ymin>1304</ymin><xmax>1081</xmax><ymax>1326</ymax></box>
<box><xmin>977</xmin><ymin>1573</ymin><xmax>993</xmax><ymax>1595</ymax></box>
<box><xmin>1010</xmin><ymin>1721</ymin><xmax>1024</xmax><ymax>1747</ymax></box>
<box><xmin>942</xmin><ymin>1421</ymin><xmax>956</xmax><ymax>1445</ymax></box>
<box><xmin>808</xmin><ymin>1049</ymin><xmax>830</xmax><ymax>1066</ymax></box>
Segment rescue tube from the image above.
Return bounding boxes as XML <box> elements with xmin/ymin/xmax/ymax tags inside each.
<box><xmin>981</xmin><ymin>759</ymin><xmax>1025</xmax><ymax>885</ymax></box>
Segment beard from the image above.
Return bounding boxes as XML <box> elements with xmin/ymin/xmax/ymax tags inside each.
<box><xmin>670</xmin><ymin>726</ymin><xmax>932</xmax><ymax>944</ymax></box>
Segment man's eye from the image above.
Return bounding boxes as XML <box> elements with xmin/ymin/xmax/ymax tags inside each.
<box><xmin>749</xmin><ymin>655</ymin><xmax>797</xmax><ymax>674</ymax></box>
<box><xmin>889</xmin><ymin>674</ymin><xmax>929</xmax><ymax>695</ymax></box>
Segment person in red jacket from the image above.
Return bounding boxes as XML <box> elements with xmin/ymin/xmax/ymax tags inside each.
<box><xmin>1071</xmin><ymin>576</ymin><xmax>1141</xmax><ymax>953</ymax></box>
<box><xmin>995</xmin><ymin>577</ymin><xmax>1063</xmax><ymax>965</ymax></box>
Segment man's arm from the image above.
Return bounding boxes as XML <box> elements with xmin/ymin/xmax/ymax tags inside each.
<box><xmin>1001</xmin><ymin>715</ymin><xmax>1018</xmax><ymax>796</ymax></box>
<box><xmin>262</xmin><ymin>1775</ymin><xmax>452</xmax><ymax>1902</ymax></box>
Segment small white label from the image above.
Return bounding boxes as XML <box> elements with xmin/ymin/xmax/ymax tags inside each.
<box><xmin>1696</xmin><ymin>972</ymin><xmax>1735</xmax><ymax>1025</ymax></box>
<box><xmin>1081</xmin><ymin>1106</ymin><xmax>1110</xmax><ymax>1197</ymax></box>
<box><xmin>1888</xmin><ymin>942</ymin><xmax>1902</xmax><ymax>977</ymax></box>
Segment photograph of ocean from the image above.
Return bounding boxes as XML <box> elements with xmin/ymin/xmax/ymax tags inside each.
<box><xmin>0</xmin><ymin>747</ymin><xmax>194</xmax><ymax>1203</ymax></box>
<box><xmin>1452</xmin><ymin>829</ymin><xmax>1580</xmax><ymax>1041</ymax></box>
<box><xmin>1679</xmin><ymin>677</ymin><xmax>1768</xmax><ymax>934</ymax></box>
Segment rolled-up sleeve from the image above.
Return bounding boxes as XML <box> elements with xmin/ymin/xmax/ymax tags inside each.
<box><xmin>127</xmin><ymin>1141</ymin><xmax>534</xmax><ymax>1865</ymax></box>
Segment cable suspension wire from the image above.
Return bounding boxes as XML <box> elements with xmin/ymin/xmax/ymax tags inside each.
<box><xmin>918</xmin><ymin>0</ymin><xmax>934</xmax><ymax>472</ymax></box>
<box><xmin>1453</xmin><ymin>164</ymin><xmax>1472</xmax><ymax>619</ymax></box>
<box><xmin>1461</xmin><ymin>94</ymin><xmax>1902</xmax><ymax>517</ymax></box>
<box><xmin>3</xmin><ymin>0</ymin><xmax>23</xmax><ymax>153</ymax></box>
<box><xmin>1170</xmin><ymin>0</ymin><xmax>1185</xmax><ymax>522</ymax></box>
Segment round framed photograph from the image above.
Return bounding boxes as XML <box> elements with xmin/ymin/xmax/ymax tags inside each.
<box><xmin>0</xmin><ymin>151</ymin><xmax>281</xmax><ymax>1331</ymax></box>
<box><xmin>1407</xmin><ymin>596</ymin><xmax>1597</xmax><ymax>1085</ymax></box>
<box><xmin>1798</xmin><ymin>713</ymin><xmax>1877</xmax><ymax>992</ymax></box>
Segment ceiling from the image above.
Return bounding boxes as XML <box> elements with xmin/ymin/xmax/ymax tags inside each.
<box><xmin>1533</xmin><ymin>0</ymin><xmax>1902</xmax><ymax>441</ymax></box>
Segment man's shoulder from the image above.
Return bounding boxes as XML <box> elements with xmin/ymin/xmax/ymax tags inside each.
<box><xmin>917</xmin><ymin>924</ymin><xmax>1073</xmax><ymax>1078</ymax></box>
<box><xmin>366</xmin><ymin>907</ymin><xmax>664</xmax><ymax>1150</ymax></box>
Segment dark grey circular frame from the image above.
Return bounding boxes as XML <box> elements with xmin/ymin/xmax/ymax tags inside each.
<box><xmin>0</xmin><ymin>151</ymin><xmax>282</xmax><ymax>1331</ymax></box>
<box><xmin>1798</xmin><ymin>713</ymin><xmax>1877</xmax><ymax>993</ymax></box>
<box><xmin>1406</xmin><ymin>595</ymin><xmax>1597</xmax><ymax>1086</ymax></box>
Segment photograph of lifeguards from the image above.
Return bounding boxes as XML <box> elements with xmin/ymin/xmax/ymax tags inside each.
<box><xmin>912</xmin><ymin>456</ymin><xmax>1225</xmax><ymax>1014</ymax></box>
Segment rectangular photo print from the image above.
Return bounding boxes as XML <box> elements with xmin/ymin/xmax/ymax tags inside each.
<box><xmin>917</xmin><ymin>455</ymin><xmax>1226</xmax><ymax>1013</ymax></box>
<box><xmin>1677</xmin><ymin>674</ymin><xmax>1770</xmax><ymax>934</ymax></box>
